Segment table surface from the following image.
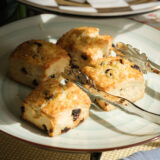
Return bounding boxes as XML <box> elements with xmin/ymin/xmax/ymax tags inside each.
<box><xmin>1</xmin><ymin>5</ymin><xmax>160</xmax><ymax>160</ymax></box>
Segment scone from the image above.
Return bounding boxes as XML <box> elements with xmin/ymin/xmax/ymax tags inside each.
<box><xmin>57</xmin><ymin>26</ymin><xmax>113</xmax><ymax>69</ymax></box>
<box><xmin>21</xmin><ymin>77</ymin><xmax>91</xmax><ymax>137</ymax></box>
<box><xmin>82</xmin><ymin>57</ymin><xmax>145</xmax><ymax>110</ymax></box>
<box><xmin>9</xmin><ymin>40</ymin><xmax>70</xmax><ymax>88</ymax></box>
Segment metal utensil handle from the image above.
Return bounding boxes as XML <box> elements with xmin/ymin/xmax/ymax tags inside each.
<box><xmin>76</xmin><ymin>82</ymin><xmax>160</xmax><ymax>125</ymax></box>
<box><xmin>97</xmin><ymin>95</ymin><xmax>160</xmax><ymax>125</ymax></box>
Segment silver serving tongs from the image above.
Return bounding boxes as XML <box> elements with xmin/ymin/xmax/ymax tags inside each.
<box><xmin>75</xmin><ymin>81</ymin><xmax>160</xmax><ymax>125</ymax></box>
<box><xmin>67</xmin><ymin>69</ymin><xmax>160</xmax><ymax>125</ymax></box>
<box><xmin>113</xmin><ymin>42</ymin><xmax>160</xmax><ymax>74</ymax></box>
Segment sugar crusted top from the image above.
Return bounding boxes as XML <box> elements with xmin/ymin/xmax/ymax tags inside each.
<box><xmin>82</xmin><ymin>56</ymin><xmax>144</xmax><ymax>92</ymax></box>
<box><xmin>22</xmin><ymin>77</ymin><xmax>91</xmax><ymax>117</ymax></box>
<box><xmin>10</xmin><ymin>40</ymin><xmax>70</xmax><ymax>68</ymax></box>
<box><xmin>57</xmin><ymin>27</ymin><xmax>113</xmax><ymax>63</ymax></box>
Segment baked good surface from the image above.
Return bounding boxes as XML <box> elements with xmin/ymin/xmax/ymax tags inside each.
<box><xmin>57</xmin><ymin>26</ymin><xmax>113</xmax><ymax>68</ymax></box>
<box><xmin>21</xmin><ymin>77</ymin><xmax>91</xmax><ymax>137</ymax></box>
<box><xmin>82</xmin><ymin>56</ymin><xmax>145</xmax><ymax>103</ymax></box>
<box><xmin>9</xmin><ymin>40</ymin><xmax>70</xmax><ymax>88</ymax></box>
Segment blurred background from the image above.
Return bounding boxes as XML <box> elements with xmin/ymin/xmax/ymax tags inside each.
<box><xmin>0</xmin><ymin>0</ymin><xmax>36</xmax><ymax>26</ymax></box>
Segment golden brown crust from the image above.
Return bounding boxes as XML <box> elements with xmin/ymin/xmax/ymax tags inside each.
<box><xmin>10</xmin><ymin>40</ymin><xmax>69</xmax><ymax>67</ymax></box>
<box><xmin>57</xmin><ymin>27</ymin><xmax>113</xmax><ymax>68</ymax></box>
<box><xmin>22</xmin><ymin>77</ymin><xmax>91</xmax><ymax>117</ymax></box>
<box><xmin>9</xmin><ymin>40</ymin><xmax>70</xmax><ymax>88</ymax></box>
<box><xmin>22</xmin><ymin>77</ymin><xmax>91</xmax><ymax>137</ymax></box>
<box><xmin>82</xmin><ymin>56</ymin><xmax>144</xmax><ymax>92</ymax></box>
<box><xmin>82</xmin><ymin>56</ymin><xmax>145</xmax><ymax>109</ymax></box>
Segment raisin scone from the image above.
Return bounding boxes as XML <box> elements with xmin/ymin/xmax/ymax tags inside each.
<box><xmin>57</xmin><ymin>26</ymin><xmax>113</xmax><ymax>69</ymax></box>
<box><xmin>21</xmin><ymin>77</ymin><xmax>91</xmax><ymax>137</ymax></box>
<box><xmin>82</xmin><ymin>57</ymin><xmax>145</xmax><ymax>110</ymax></box>
<box><xmin>9</xmin><ymin>40</ymin><xmax>70</xmax><ymax>88</ymax></box>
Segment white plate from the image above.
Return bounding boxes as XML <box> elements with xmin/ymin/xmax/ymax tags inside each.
<box><xmin>17</xmin><ymin>0</ymin><xmax>160</xmax><ymax>17</ymax></box>
<box><xmin>0</xmin><ymin>14</ymin><xmax>160</xmax><ymax>152</ymax></box>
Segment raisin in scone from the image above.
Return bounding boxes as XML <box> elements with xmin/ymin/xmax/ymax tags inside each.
<box><xmin>21</xmin><ymin>77</ymin><xmax>91</xmax><ymax>137</ymax></box>
<box><xmin>57</xmin><ymin>27</ymin><xmax>113</xmax><ymax>69</ymax></box>
<box><xmin>9</xmin><ymin>40</ymin><xmax>70</xmax><ymax>88</ymax></box>
<box><xmin>82</xmin><ymin>57</ymin><xmax>145</xmax><ymax>110</ymax></box>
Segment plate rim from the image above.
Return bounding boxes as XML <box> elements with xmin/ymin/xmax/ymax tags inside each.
<box><xmin>1</xmin><ymin>130</ymin><xmax>160</xmax><ymax>152</ymax></box>
<box><xmin>17</xmin><ymin>0</ymin><xmax>160</xmax><ymax>17</ymax></box>
<box><xmin>1</xmin><ymin>14</ymin><xmax>160</xmax><ymax>153</ymax></box>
